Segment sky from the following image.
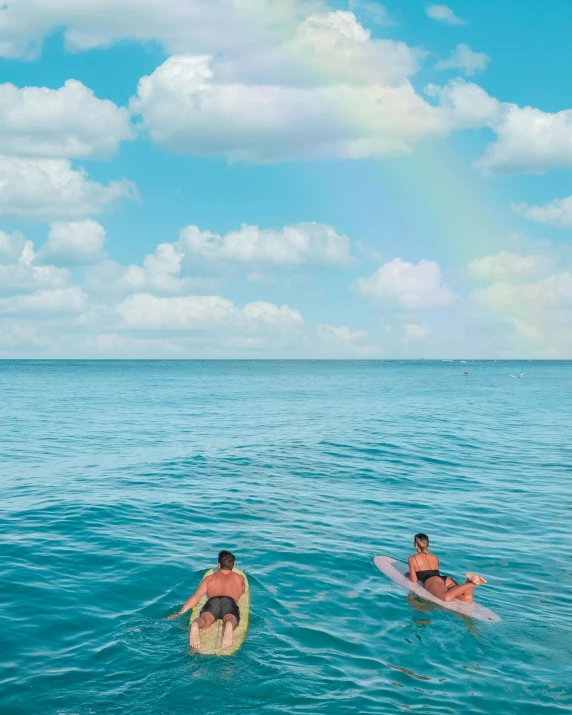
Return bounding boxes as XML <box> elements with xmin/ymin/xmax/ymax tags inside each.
<box><xmin>0</xmin><ymin>0</ymin><xmax>571</xmax><ymax>359</ymax></box>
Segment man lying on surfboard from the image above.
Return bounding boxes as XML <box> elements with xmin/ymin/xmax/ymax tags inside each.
<box><xmin>407</xmin><ymin>533</ymin><xmax>487</xmax><ymax>603</ymax></box>
<box><xmin>168</xmin><ymin>550</ymin><xmax>245</xmax><ymax>650</ymax></box>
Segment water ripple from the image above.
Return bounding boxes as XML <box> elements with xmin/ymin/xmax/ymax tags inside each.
<box><xmin>1</xmin><ymin>360</ymin><xmax>571</xmax><ymax>714</ymax></box>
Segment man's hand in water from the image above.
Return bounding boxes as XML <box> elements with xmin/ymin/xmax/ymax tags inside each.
<box><xmin>167</xmin><ymin>580</ymin><xmax>209</xmax><ymax>621</ymax></box>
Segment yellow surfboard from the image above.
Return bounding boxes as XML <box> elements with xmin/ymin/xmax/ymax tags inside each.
<box><xmin>190</xmin><ymin>567</ymin><xmax>250</xmax><ymax>656</ymax></box>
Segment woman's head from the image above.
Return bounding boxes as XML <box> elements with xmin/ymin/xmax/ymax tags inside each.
<box><xmin>414</xmin><ymin>533</ymin><xmax>430</xmax><ymax>554</ymax></box>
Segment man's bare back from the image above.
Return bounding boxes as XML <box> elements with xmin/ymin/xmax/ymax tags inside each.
<box><xmin>204</xmin><ymin>570</ymin><xmax>244</xmax><ymax>602</ymax></box>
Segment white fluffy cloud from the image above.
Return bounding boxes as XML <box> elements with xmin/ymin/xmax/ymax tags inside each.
<box><xmin>0</xmin><ymin>1</ymin><xmax>570</xmax><ymax>357</ymax></box>
<box><xmin>84</xmin><ymin>242</ymin><xmax>210</xmax><ymax>297</ymax></box>
<box><xmin>179</xmin><ymin>222</ymin><xmax>353</xmax><ymax>265</ymax></box>
<box><xmin>0</xmin><ymin>262</ymin><xmax>70</xmax><ymax>294</ymax></box>
<box><xmin>147</xmin><ymin>62</ymin><xmax>556</xmax><ymax>176</ymax></box>
<box><xmin>2</xmin><ymin>0</ymin><xmax>570</xmax><ymax>181</ymax></box>
<box><xmin>1</xmin><ymin>6</ymin><xmax>436</xmax><ymax>167</ymax></box>
<box><xmin>0</xmin><ymin>235</ymin><xmax>70</xmax><ymax>294</ymax></box>
<box><xmin>36</xmin><ymin>220</ymin><xmax>107</xmax><ymax>266</ymax></box>
<box><xmin>317</xmin><ymin>323</ymin><xmax>368</xmax><ymax>342</ymax></box>
<box><xmin>432</xmin><ymin>79</ymin><xmax>572</xmax><ymax>175</ymax></box>
<box><xmin>512</xmin><ymin>196</ymin><xmax>572</xmax><ymax>228</ymax></box>
<box><xmin>427</xmin><ymin>79</ymin><xmax>501</xmax><ymax>130</ymax></box>
<box><xmin>0</xmin><ymin>286</ymin><xmax>86</xmax><ymax>315</ymax></box>
<box><xmin>76</xmin><ymin>292</ymin><xmax>373</xmax><ymax>358</ymax></box>
<box><xmin>127</xmin><ymin>11</ymin><xmax>460</xmax><ymax>165</ymax></box>
<box><xmin>0</xmin><ymin>156</ymin><xmax>138</xmax><ymax>221</ymax></box>
<box><xmin>435</xmin><ymin>44</ymin><xmax>490</xmax><ymax>75</ymax></box>
<box><xmin>84</xmin><ymin>257</ymin><xmax>189</xmax><ymax>297</ymax></box>
<box><xmin>467</xmin><ymin>250</ymin><xmax>557</xmax><ymax>282</ymax></box>
<box><xmin>348</xmin><ymin>1</ymin><xmax>394</xmax><ymax>26</ymax></box>
<box><xmin>0</xmin><ymin>223</ymin><xmax>373</xmax><ymax>357</ymax></box>
<box><xmin>281</xmin><ymin>11</ymin><xmax>420</xmax><ymax>86</ymax></box>
<box><xmin>469</xmin><ymin>272</ymin><xmax>572</xmax><ymax>356</ymax></box>
<box><xmin>1</xmin><ymin>224</ymin><xmax>570</xmax><ymax>358</ymax></box>
<box><xmin>0</xmin><ymin>322</ymin><xmax>45</xmax><ymax>352</ymax></box>
<box><xmin>403</xmin><ymin>323</ymin><xmax>429</xmax><ymax>341</ymax></box>
<box><xmin>426</xmin><ymin>5</ymin><xmax>465</xmax><ymax>25</ymax></box>
<box><xmin>84</xmin><ymin>221</ymin><xmax>350</xmax><ymax>299</ymax></box>
<box><xmin>463</xmin><ymin>239</ymin><xmax>572</xmax><ymax>357</ymax></box>
<box><xmin>0</xmin><ymin>230</ymin><xmax>27</xmax><ymax>263</ymax></box>
<box><xmin>116</xmin><ymin>293</ymin><xmax>303</xmax><ymax>331</ymax></box>
<box><xmin>476</xmin><ymin>104</ymin><xmax>572</xmax><ymax>176</ymax></box>
<box><xmin>353</xmin><ymin>257</ymin><xmax>458</xmax><ymax>310</ymax></box>
<box><xmin>471</xmin><ymin>273</ymin><xmax>572</xmax><ymax>313</ymax></box>
<box><xmin>0</xmin><ymin>80</ymin><xmax>132</xmax><ymax>159</ymax></box>
<box><xmin>0</xmin><ymin>0</ymin><xmax>308</xmax><ymax>59</ymax></box>
<box><xmin>131</xmin><ymin>51</ymin><xmax>443</xmax><ymax>162</ymax></box>
<box><xmin>0</xmin><ymin>79</ymin><xmax>136</xmax><ymax>222</ymax></box>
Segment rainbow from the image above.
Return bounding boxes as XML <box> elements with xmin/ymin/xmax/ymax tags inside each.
<box><xmin>383</xmin><ymin>141</ymin><xmax>513</xmax><ymax>266</ymax></box>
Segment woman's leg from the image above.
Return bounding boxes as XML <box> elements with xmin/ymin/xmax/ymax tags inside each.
<box><xmin>444</xmin><ymin>576</ymin><xmax>472</xmax><ymax>603</ymax></box>
<box><xmin>425</xmin><ymin>574</ymin><xmax>485</xmax><ymax>603</ymax></box>
<box><xmin>443</xmin><ymin>574</ymin><xmax>486</xmax><ymax>603</ymax></box>
<box><xmin>423</xmin><ymin>576</ymin><xmax>448</xmax><ymax>599</ymax></box>
<box><xmin>442</xmin><ymin>580</ymin><xmax>476</xmax><ymax>602</ymax></box>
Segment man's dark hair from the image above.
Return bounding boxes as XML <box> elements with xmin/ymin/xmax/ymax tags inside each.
<box><xmin>218</xmin><ymin>550</ymin><xmax>235</xmax><ymax>570</ymax></box>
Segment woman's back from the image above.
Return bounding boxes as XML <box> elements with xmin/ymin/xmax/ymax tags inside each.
<box><xmin>411</xmin><ymin>552</ymin><xmax>439</xmax><ymax>573</ymax></box>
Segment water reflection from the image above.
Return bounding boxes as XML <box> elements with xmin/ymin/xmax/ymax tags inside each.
<box><xmin>404</xmin><ymin>593</ymin><xmax>482</xmax><ymax>638</ymax></box>
<box><xmin>406</xmin><ymin>592</ymin><xmax>439</xmax><ymax>616</ymax></box>
<box><xmin>387</xmin><ymin>663</ymin><xmax>432</xmax><ymax>681</ymax></box>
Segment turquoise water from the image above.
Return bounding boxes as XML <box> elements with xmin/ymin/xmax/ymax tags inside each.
<box><xmin>1</xmin><ymin>360</ymin><xmax>571</xmax><ymax>714</ymax></box>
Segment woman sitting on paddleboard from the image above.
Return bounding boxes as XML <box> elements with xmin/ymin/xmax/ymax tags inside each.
<box><xmin>407</xmin><ymin>533</ymin><xmax>486</xmax><ymax>603</ymax></box>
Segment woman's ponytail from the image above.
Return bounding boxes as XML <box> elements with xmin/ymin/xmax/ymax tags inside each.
<box><xmin>414</xmin><ymin>533</ymin><xmax>430</xmax><ymax>554</ymax></box>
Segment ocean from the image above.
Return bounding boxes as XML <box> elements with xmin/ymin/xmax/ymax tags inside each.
<box><xmin>1</xmin><ymin>360</ymin><xmax>571</xmax><ymax>714</ymax></box>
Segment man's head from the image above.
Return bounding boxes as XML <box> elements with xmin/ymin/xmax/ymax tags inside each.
<box><xmin>218</xmin><ymin>550</ymin><xmax>235</xmax><ymax>571</ymax></box>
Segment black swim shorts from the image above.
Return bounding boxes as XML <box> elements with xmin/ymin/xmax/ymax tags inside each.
<box><xmin>200</xmin><ymin>596</ymin><xmax>240</xmax><ymax>624</ymax></box>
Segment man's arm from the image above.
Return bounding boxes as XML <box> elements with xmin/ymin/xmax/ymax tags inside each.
<box><xmin>168</xmin><ymin>577</ymin><xmax>209</xmax><ymax>619</ymax></box>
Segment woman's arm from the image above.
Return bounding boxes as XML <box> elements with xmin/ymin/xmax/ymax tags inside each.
<box><xmin>407</xmin><ymin>556</ymin><xmax>418</xmax><ymax>583</ymax></box>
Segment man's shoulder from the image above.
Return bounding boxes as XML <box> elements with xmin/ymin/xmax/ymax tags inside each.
<box><xmin>232</xmin><ymin>571</ymin><xmax>245</xmax><ymax>586</ymax></box>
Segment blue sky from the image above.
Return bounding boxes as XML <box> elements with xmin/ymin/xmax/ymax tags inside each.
<box><xmin>0</xmin><ymin>0</ymin><xmax>571</xmax><ymax>358</ymax></box>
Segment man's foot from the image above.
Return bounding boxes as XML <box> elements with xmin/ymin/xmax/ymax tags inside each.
<box><xmin>466</xmin><ymin>573</ymin><xmax>487</xmax><ymax>585</ymax></box>
<box><xmin>221</xmin><ymin>621</ymin><xmax>234</xmax><ymax>650</ymax></box>
<box><xmin>190</xmin><ymin>621</ymin><xmax>201</xmax><ymax>650</ymax></box>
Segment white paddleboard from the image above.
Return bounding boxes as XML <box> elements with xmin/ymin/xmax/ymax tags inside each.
<box><xmin>374</xmin><ymin>556</ymin><xmax>501</xmax><ymax>623</ymax></box>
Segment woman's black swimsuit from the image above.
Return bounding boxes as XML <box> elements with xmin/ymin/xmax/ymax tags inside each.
<box><xmin>416</xmin><ymin>569</ymin><xmax>446</xmax><ymax>585</ymax></box>
<box><xmin>414</xmin><ymin>557</ymin><xmax>447</xmax><ymax>585</ymax></box>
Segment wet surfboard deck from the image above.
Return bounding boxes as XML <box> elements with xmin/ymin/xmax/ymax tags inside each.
<box><xmin>374</xmin><ymin>556</ymin><xmax>501</xmax><ymax>623</ymax></box>
<box><xmin>190</xmin><ymin>567</ymin><xmax>250</xmax><ymax>655</ymax></box>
